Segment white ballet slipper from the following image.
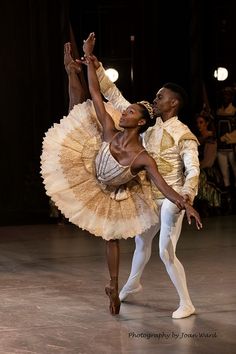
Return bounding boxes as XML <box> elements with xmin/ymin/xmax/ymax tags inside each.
<box><xmin>119</xmin><ymin>284</ymin><xmax>143</xmax><ymax>302</ymax></box>
<box><xmin>172</xmin><ymin>304</ymin><xmax>195</xmax><ymax>319</ymax></box>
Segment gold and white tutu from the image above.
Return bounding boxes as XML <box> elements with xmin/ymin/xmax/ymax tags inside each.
<box><xmin>40</xmin><ymin>100</ymin><xmax>158</xmax><ymax>240</ymax></box>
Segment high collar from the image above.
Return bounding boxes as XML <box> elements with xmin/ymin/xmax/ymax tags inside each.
<box><xmin>156</xmin><ymin>116</ymin><xmax>178</xmax><ymax>127</ymax></box>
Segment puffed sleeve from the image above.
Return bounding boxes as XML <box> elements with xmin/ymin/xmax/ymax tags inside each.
<box><xmin>179</xmin><ymin>139</ymin><xmax>200</xmax><ymax>203</ymax></box>
<box><xmin>96</xmin><ymin>64</ymin><xmax>130</xmax><ymax>112</ymax></box>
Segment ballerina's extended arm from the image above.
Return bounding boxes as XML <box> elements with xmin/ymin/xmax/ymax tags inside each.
<box><xmin>82</xmin><ymin>33</ymin><xmax>117</xmax><ymax>141</ymax></box>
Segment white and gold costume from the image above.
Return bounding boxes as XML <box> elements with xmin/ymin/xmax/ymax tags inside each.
<box><xmin>97</xmin><ymin>64</ymin><xmax>200</xmax><ymax>318</ymax></box>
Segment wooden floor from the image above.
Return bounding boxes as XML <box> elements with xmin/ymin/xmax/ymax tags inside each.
<box><xmin>0</xmin><ymin>215</ymin><xmax>235</xmax><ymax>353</ymax></box>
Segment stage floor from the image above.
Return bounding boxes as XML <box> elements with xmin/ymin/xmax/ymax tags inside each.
<box><xmin>0</xmin><ymin>215</ymin><xmax>235</xmax><ymax>353</ymax></box>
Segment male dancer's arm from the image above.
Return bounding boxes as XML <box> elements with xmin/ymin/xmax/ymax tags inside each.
<box><xmin>179</xmin><ymin>138</ymin><xmax>200</xmax><ymax>204</ymax></box>
<box><xmin>96</xmin><ymin>62</ymin><xmax>131</xmax><ymax>112</ymax></box>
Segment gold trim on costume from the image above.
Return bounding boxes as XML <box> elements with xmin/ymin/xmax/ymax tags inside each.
<box><xmin>179</xmin><ymin>132</ymin><xmax>199</xmax><ymax>145</ymax></box>
<box><xmin>160</xmin><ymin>130</ymin><xmax>175</xmax><ymax>151</ymax></box>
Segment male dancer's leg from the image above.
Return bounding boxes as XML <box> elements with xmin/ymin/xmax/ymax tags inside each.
<box><xmin>119</xmin><ymin>222</ymin><xmax>160</xmax><ymax>301</ymax></box>
<box><xmin>158</xmin><ymin>198</ymin><xmax>195</xmax><ymax>318</ymax></box>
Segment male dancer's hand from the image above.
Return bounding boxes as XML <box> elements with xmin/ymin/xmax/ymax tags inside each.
<box><xmin>78</xmin><ymin>54</ymin><xmax>100</xmax><ymax>70</ymax></box>
<box><xmin>64</xmin><ymin>42</ymin><xmax>81</xmax><ymax>75</ymax></box>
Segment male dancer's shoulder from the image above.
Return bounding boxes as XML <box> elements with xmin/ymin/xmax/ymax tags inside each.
<box><xmin>171</xmin><ymin>119</ymin><xmax>199</xmax><ymax>145</ymax></box>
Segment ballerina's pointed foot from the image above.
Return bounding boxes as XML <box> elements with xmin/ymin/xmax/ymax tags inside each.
<box><xmin>105</xmin><ymin>285</ymin><xmax>121</xmax><ymax>315</ymax></box>
<box><xmin>172</xmin><ymin>304</ymin><xmax>195</xmax><ymax>319</ymax></box>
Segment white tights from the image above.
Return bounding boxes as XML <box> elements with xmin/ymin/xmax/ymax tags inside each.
<box><xmin>124</xmin><ymin>198</ymin><xmax>193</xmax><ymax>307</ymax></box>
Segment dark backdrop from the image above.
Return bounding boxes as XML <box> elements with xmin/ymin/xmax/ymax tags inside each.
<box><xmin>0</xmin><ymin>0</ymin><xmax>235</xmax><ymax>224</ymax></box>
<box><xmin>0</xmin><ymin>0</ymin><xmax>69</xmax><ymax>224</ymax></box>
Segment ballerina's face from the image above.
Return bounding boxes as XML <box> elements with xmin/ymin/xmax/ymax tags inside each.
<box><xmin>119</xmin><ymin>104</ymin><xmax>145</xmax><ymax>129</ymax></box>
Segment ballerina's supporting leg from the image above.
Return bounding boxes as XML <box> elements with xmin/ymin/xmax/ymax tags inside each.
<box><xmin>105</xmin><ymin>239</ymin><xmax>121</xmax><ymax>315</ymax></box>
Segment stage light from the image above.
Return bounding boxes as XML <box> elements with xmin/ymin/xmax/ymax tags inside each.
<box><xmin>214</xmin><ymin>67</ymin><xmax>228</xmax><ymax>81</ymax></box>
<box><xmin>105</xmin><ymin>68</ymin><xmax>119</xmax><ymax>82</ymax></box>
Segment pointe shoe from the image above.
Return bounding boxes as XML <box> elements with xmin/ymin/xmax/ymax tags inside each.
<box><xmin>119</xmin><ymin>284</ymin><xmax>143</xmax><ymax>302</ymax></box>
<box><xmin>105</xmin><ymin>285</ymin><xmax>121</xmax><ymax>315</ymax></box>
<box><xmin>172</xmin><ymin>304</ymin><xmax>195</xmax><ymax>319</ymax></box>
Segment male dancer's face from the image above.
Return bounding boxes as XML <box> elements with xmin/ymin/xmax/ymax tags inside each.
<box><xmin>152</xmin><ymin>88</ymin><xmax>177</xmax><ymax>117</ymax></box>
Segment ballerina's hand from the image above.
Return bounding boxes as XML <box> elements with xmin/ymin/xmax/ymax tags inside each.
<box><xmin>185</xmin><ymin>204</ymin><xmax>202</xmax><ymax>230</ymax></box>
<box><xmin>182</xmin><ymin>194</ymin><xmax>191</xmax><ymax>204</ymax></box>
<box><xmin>83</xmin><ymin>32</ymin><xmax>96</xmax><ymax>56</ymax></box>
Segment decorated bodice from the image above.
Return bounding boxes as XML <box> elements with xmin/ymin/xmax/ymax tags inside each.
<box><xmin>95</xmin><ymin>141</ymin><xmax>137</xmax><ymax>186</ymax></box>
